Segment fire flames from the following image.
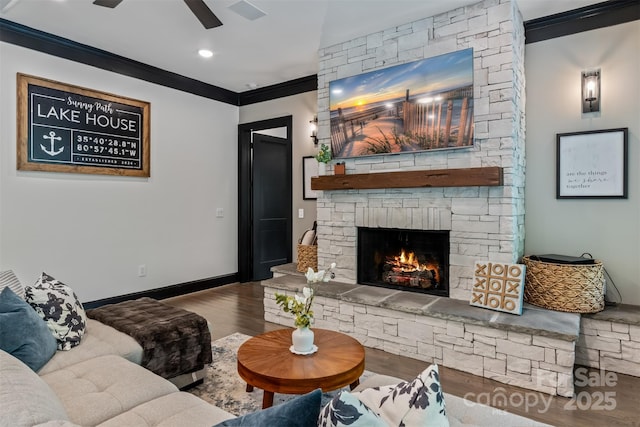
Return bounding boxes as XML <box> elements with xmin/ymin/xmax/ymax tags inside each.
<box><xmin>393</xmin><ymin>250</ymin><xmax>420</xmax><ymax>271</ymax></box>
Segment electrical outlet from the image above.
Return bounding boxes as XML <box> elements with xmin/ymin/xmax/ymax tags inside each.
<box><xmin>216</xmin><ymin>208</ymin><xmax>224</xmax><ymax>218</ymax></box>
<box><xmin>298</xmin><ymin>208</ymin><xmax>304</xmax><ymax>219</ymax></box>
<box><xmin>138</xmin><ymin>264</ymin><xmax>147</xmax><ymax>277</ymax></box>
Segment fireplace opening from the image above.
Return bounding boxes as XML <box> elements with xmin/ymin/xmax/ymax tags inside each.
<box><xmin>357</xmin><ymin>227</ymin><xmax>449</xmax><ymax>297</ymax></box>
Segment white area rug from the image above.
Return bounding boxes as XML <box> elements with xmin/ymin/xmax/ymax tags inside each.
<box><xmin>188</xmin><ymin>332</ymin><xmax>373</xmax><ymax>416</ymax></box>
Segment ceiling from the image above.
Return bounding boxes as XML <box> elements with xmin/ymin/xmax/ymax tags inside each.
<box><xmin>1</xmin><ymin>0</ymin><xmax>604</xmax><ymax>93</ymax></box>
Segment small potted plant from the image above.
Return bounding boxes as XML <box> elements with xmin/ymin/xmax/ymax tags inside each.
<box><xmin>314</xmin><ymin>143</ymin><xmax>331</xmax><ymax>175</ymax></box>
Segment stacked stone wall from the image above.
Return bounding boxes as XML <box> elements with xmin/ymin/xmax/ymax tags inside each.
<box><xmin>576</xmin><ymin>318</ymin><xmax>640</xmax><ymax>377</ymax></box>
<box><xmin>315</xmin><ymin>0</ymin><xmax>526</xmax><ymax>300</ymax></box>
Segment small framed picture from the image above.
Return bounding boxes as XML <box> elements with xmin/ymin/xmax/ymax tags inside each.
<box><xmin>556</xmin><ymin>128</ymin><xmax>628</xmax><ymax>199</ymax></box>
<box><xmin>302</xmin><ymin>156</ymin><xmax>318</xmax><ymax>200</ymax></box>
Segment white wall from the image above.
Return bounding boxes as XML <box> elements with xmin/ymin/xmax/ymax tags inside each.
<box><xmin>0</xmin><ymin>42</ymin><xmax>239</xmax><ymax>301</ymax></box>
<box><xmin>239</xmin><ymin>91</ymin><xmax>319</xmax><ymax>260</ymax></box>
<box><xmin>524</xmin><ymin>21</ymin><xmax>640</xmax><ymax>305</ymax></box>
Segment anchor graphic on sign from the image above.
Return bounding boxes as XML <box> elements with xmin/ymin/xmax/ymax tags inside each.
<box><xmin>40</xmin><ymin>131</ymin><xmax>64</xmax><ymax>156</ymax></box>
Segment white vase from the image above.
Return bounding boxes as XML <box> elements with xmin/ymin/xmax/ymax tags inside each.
<box><xmin>292</xmin><ymin>326</ymin><xmax>314</xmax><ymax>353</ymax></box>
<box><xmin>317</xmin><ymin>162</ymin><xmax>326</xmax><ymax>176</ymax></box>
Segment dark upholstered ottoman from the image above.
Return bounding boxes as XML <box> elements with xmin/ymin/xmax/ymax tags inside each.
<box><xmin>87</xmin><ymin>297</ymin><xmax>211</xmax><ymax>388</ymax></box>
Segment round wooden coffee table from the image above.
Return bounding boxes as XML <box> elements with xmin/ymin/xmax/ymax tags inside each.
<box><xmin>237</xmin><ymin>328</ymin><xmax>365</xmax><ymax>408</ymax></box>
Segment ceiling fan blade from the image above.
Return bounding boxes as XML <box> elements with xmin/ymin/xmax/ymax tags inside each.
<box><xmin>93</xmin><ymin>0</ymin><xmax>123</xmax><ymax>8</ymax></box>
<box><xmin>183</xmin><ymin>0</ymin><xmax>223</xmax><ymax>29</ymax></box>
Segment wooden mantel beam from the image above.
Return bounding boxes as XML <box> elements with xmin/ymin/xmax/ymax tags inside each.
<box><xmin>310</xmin><ymin>167</ymin><xmax>503</xmax><ymax>191</ymax></box>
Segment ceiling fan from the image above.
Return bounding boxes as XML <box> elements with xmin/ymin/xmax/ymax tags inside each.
<box><xmin>93</xmin><ymin>0</ymin><xmax>223</xmax><ymax>29</ymax></box>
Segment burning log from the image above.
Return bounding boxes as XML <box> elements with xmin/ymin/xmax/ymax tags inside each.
<box><xmin>382</xmin><ymin>268</ymin><xmax>435</xmax><ymax>289</ymax></box>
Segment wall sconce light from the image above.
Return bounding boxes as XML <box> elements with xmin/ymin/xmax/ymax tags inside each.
<box><xmin>581</xmin><ymin>69</ymin><xmax>600</xmax><ymax>113</ymax></box>
<box><xmin>310</xmin><ymin>116</ymin><xmax>318</xmax><ymax>145</ymax></box>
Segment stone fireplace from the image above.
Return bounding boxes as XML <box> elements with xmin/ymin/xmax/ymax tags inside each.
<box><xmin>265</xmin><ymin>0</ymin><xmax>639</xmax><ymax>398</ymax></box>
<box><xmin>315</xmin><ymin>0</ymin><xmax>526</xmax><ymax>301</ymax></box>
<box><xmin>358</xmin><ymin>227</ymin><xmax>449</xmax><ymax>297</ymax></box>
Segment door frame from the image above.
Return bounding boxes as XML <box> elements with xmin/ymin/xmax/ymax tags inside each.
<box><xmin>238</xmin><ymin>115</ymin><xmax>293</xmax><ymax>282</ymax></box>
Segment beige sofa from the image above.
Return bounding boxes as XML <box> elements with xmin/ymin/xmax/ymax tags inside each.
<box><xmin>1</xmin><ymin>318</ymin><xmax>235</xmax><ymax>427</ymax></box>
<box><xmin>2</xmin><ymin>323</ymin><xmax>554</xmax><ymax>427</ymax></box>
<box><xmin>2</xmin><ymin>320</ymin><xmax>555</xmax><ymax>427</ymax></box>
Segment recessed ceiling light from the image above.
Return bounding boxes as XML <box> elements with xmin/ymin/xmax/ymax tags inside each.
<box><xmin>198</xmin><ymin>49</ymin><xmax>213</xmax><ymax>58</ymax></box>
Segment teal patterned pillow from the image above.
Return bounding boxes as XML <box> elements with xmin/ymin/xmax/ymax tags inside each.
<box><xmin>318</xmin><ymin>390</ymin><xmax>387</xmax><ymax>427</ymax></box>
<box><xmin>25</xmin><ymin>273</ymin><xmax>87</xmax><ymax>351</ymax></box>
<box><xmin>351</xmin><ymin>364</ymin><xmax>449</xmax><ymax>427</ymax></box>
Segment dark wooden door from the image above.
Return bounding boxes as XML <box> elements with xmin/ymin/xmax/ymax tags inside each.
<box><xmin>238</xmin><ymin>116</ymin><xmax>292</xmax><ymax>282</ymax></box>
<box><xmin>251</xmin><ymin>133</ymin><xmax>291</xmax><ymax>279</ymax></box>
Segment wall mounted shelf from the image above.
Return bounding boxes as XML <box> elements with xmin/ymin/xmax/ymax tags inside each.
<box><xmin>310</xmin><ymin>166</ymin><xmax>503</xmax><ymax>191</ymax></box>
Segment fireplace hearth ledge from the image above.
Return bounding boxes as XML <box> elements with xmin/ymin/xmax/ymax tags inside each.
<box><xmin>266</xmin><ymin>264</ymin><xmax>580</xmax><ymax>342</ymax></box>
<box><xmin>264</xmin><ymin>264</ymin><xmax>579</xmax><ymax>396</ymax></box>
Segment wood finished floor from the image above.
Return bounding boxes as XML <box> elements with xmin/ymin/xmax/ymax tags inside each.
<box><xmin>165</xmin><ymin>282</ymin><xmax>639</xmax><ymax>427</ymax></box>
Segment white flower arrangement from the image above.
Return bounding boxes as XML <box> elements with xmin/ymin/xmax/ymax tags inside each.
<box><xmin>304</xmin><ymin>262</ymin><xmax>336</xmax><ymax>283</ymax></box>
<box><xmin>275</xmin><ymin>263</ymin><xmax>336</xmax><ymax>329</ymax></box>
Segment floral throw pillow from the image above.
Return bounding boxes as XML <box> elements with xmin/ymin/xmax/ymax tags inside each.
<box><xmin>25</xmin><ymin>272</ymin><xmax>87</xmax><ymax>351</ymax></box>
<box><xmin>353</xmin><ymin>364</ymin><xmax>449</xmax><ymax>427</ymax></box>
<box><xmin>318</xmin><ymin>390</ymin><xmax>387</xmax><ymax>427</ymax></box>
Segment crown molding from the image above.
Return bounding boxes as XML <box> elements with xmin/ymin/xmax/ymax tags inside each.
<box><xmin>238</xmin><ymin>75</ymin><xmax>317</xmax><ymax>106</ymax></box>
<box><xmin>0</xmin><ymin>18</ymin><xmax>238</xmax><ymax>105</ymax></box>
<box><xmin>0</xmin><ymin>17</ymin><xmax>316</xmax><ymax>106</ymax></box>
<box><xmin>524</xmin><ymin>0</ymin><xmax>639</xmax><ymax>44</ymax></box>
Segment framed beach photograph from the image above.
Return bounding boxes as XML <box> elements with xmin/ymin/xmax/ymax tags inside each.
<box><xmin>328</xmin><ymin>48</ymin><xmax>474</xmax><ymax>159</ymax></box>
<box><xmin>556</xmin><ymin>128</ymin><xmax>628</xmax><ymax>199</ymax></box>
<box><xmin>302</xmin><ymin>156</ymin><xmax>318</xmax><ymax>200</ymax></box>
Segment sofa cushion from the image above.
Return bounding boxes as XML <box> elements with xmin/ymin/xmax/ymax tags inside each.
<box><xmin>443</xmin><ymin>393</ymin><xmax>554</xmax><ymax>427</ymax></box>
<box><xmin>0</xmin><ymin>350</ymin><xmax>70</xmax><ymax>427</ymax></box>
<box><xmin>25</xmin><ymin>273</ymin><xmax>87</xmax><ymax>350</ymax></box>
<box><xmin>40</xmin><ymin>354</ymin><xmax>178</xmax><ymax>426</ymax></box>
<box><xmin>214</xmin><ymin>389</ymin><xmax>322</xmax><ymax>427</ymax></box>
<box><xmin>0</xmin><ymin>269</ymin><xmax>24</xmax><ymax>299</ymax></box>
<box><xmin>353</xmin><ymin>364</ymin><xmax>449</xmax><ymax>427</ymax></box>
<box><xmin>0</xmin><ymin>287</ymin><xmax>58</xmax><ymax>371</ymax></box>
<box><xmin>39</xmin><ymin>318</ymin><xmax>143</xmax><ymax>375</ymax></box>
<box><xmin>97</xmin><ymin>392</ymin><xmax>235</xmax><ymax>427</ymax></box>
<box><xmin>318</xmin><ymin>390</ymin><xmax>387</xmax><ymax>427</ymax></box>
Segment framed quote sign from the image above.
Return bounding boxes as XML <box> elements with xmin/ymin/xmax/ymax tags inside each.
<box><xmin>556</xmin><ymin>128</ymin><xmax>628</xmax><ymax>199</ymax></box>
<box><xmin>17</xmin><ymin>73</ymin><xmax>150</xmax><ymax>177</ymax></box>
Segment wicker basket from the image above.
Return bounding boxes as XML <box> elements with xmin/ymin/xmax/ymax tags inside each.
<box><xmin>297</xmin><ymin>244</ymin><xmax>317</xmax><ymax>273</ymax></box>
<box><xmin>522</xmin><ymin>256</ymin><xmax>605</xmax><ymax>313</ymax></box>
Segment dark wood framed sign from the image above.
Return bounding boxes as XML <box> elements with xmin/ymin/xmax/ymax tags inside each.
<box><xmin>556</xmin><ymin>128</ymin><xmax>628</xmax><ymax>199</ymax></box>
<box><xmin>17</xmin><ymin>73</ymin><xmax>150</xmax><ymax>177</ymax></box>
